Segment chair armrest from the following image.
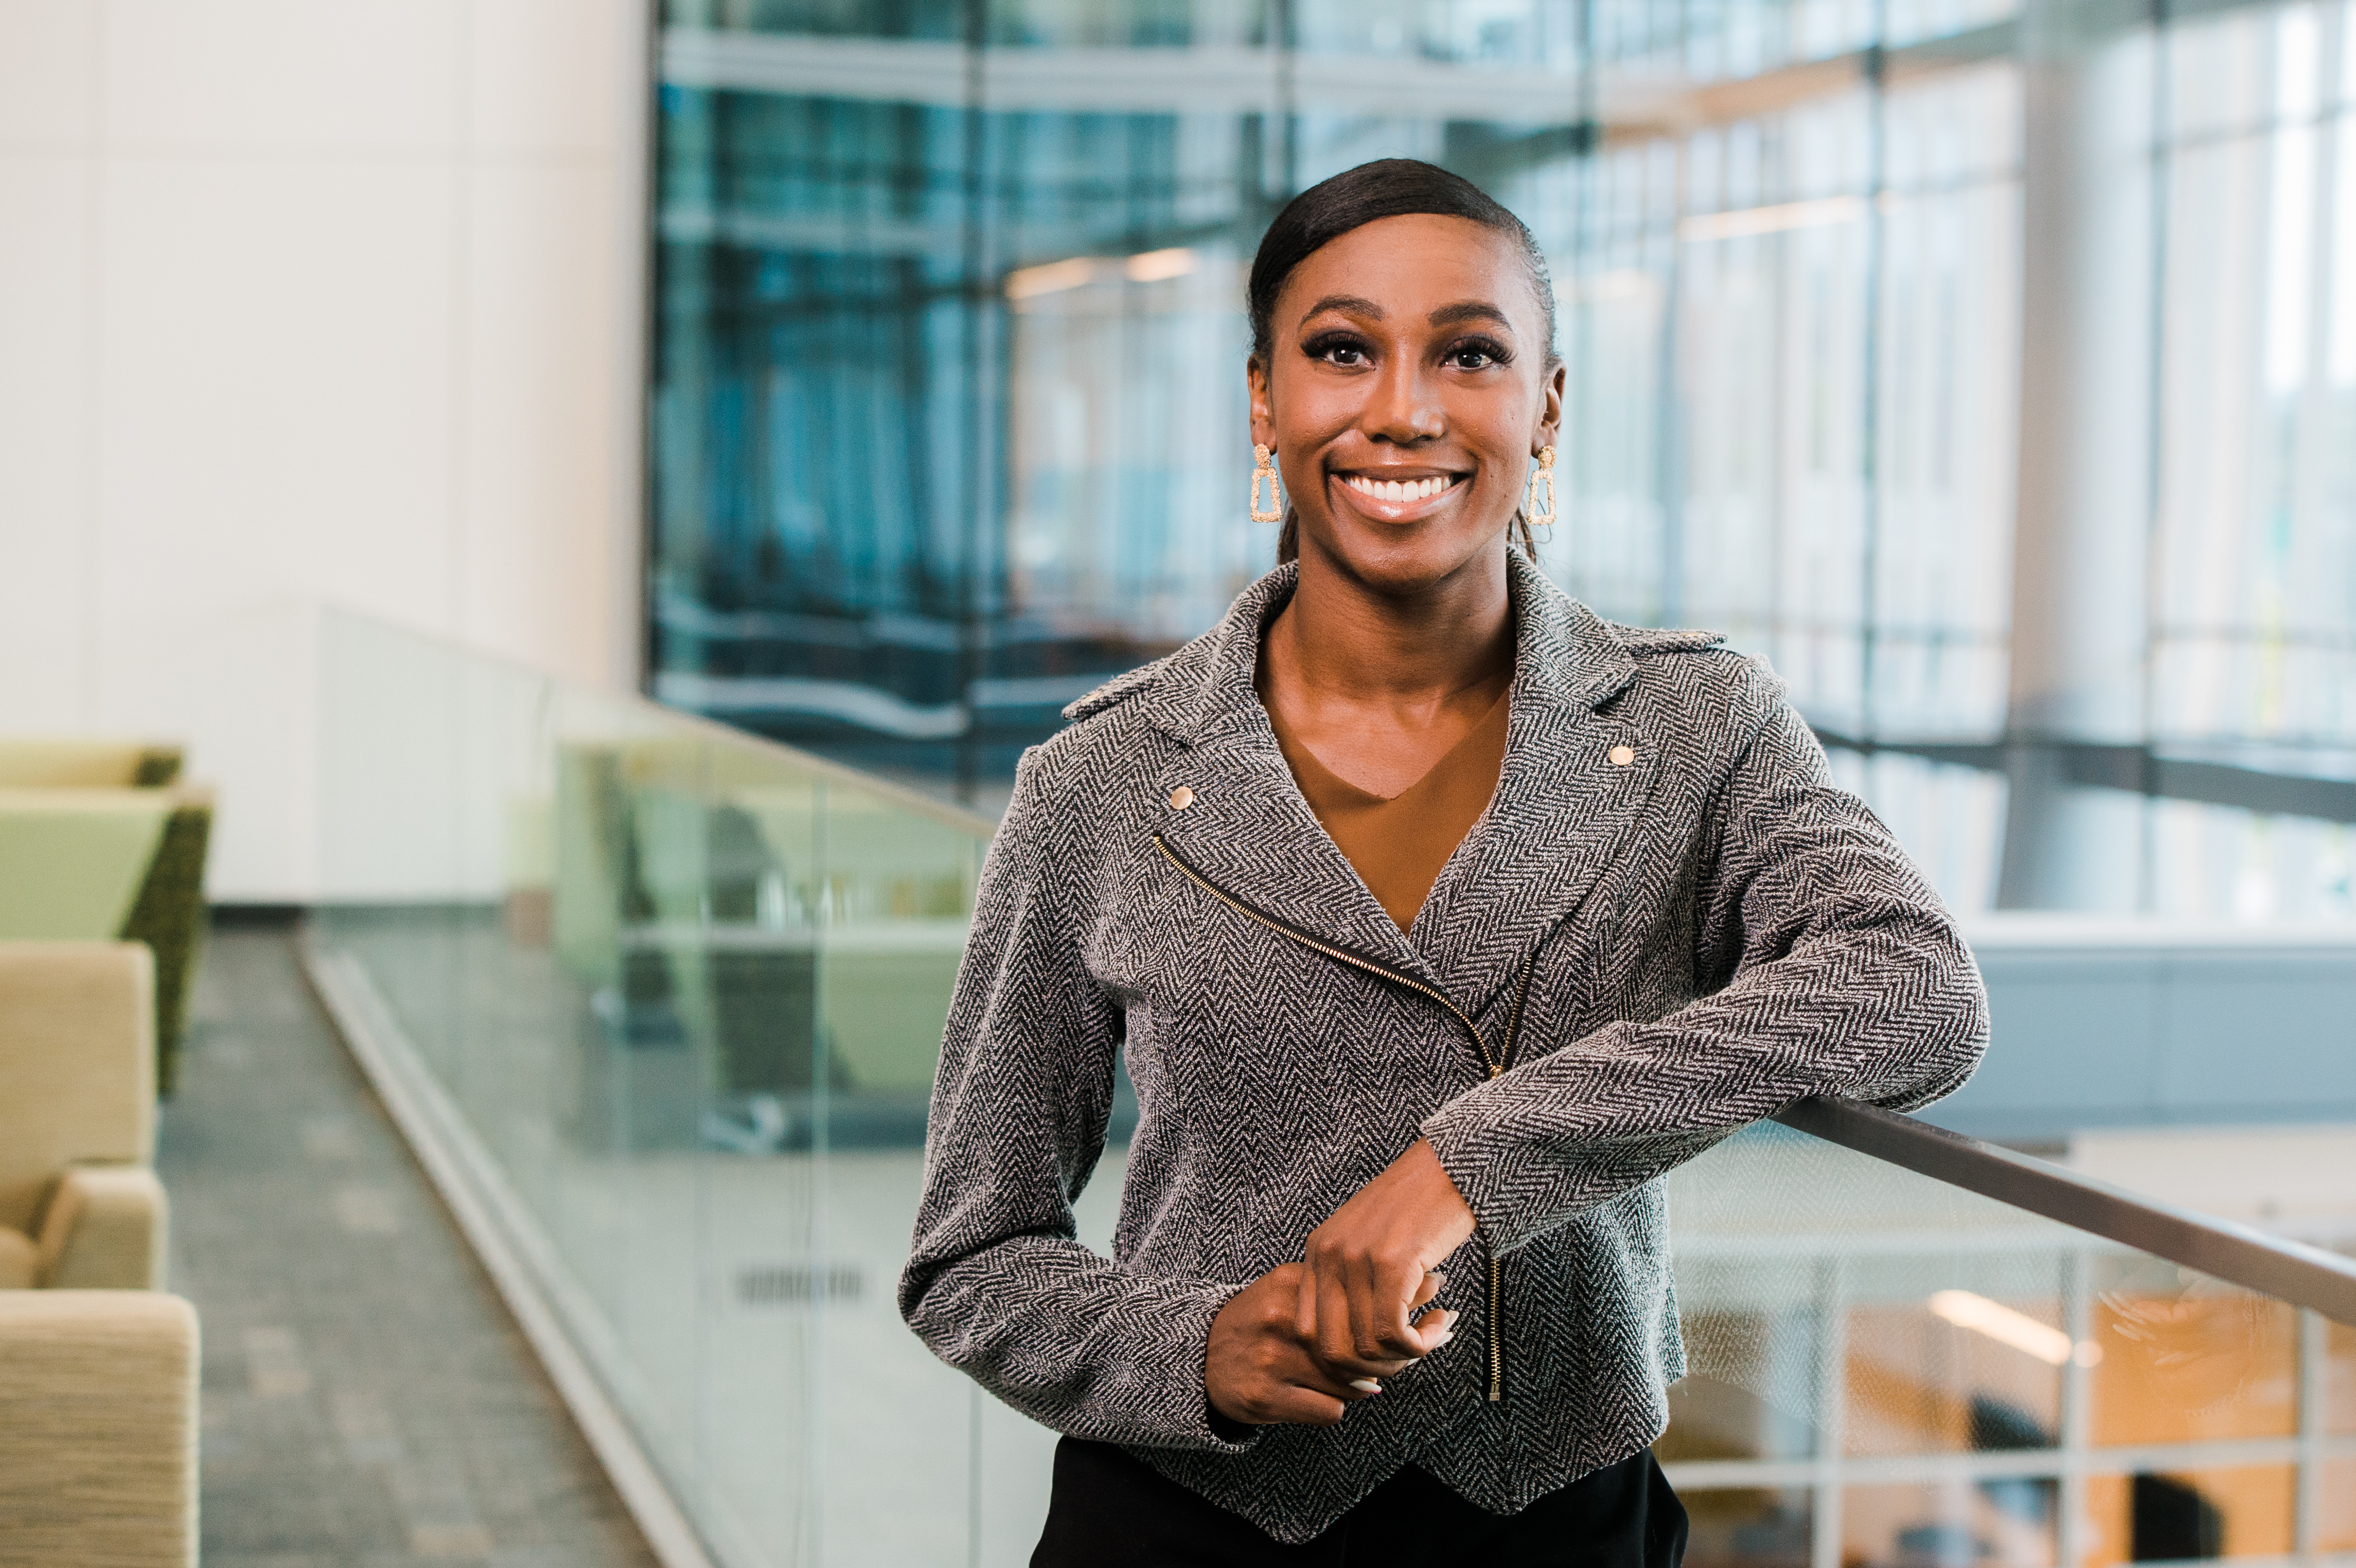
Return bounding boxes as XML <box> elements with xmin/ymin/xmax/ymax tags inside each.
<box><xmin>38</xmin><ymin>1165</ymin><xmax>169</xmax><ymax>1290</ymax></box>
<box><xmin>0</xmin><ymin>1290</ymin><xmax>199</xmax><ymax>1568</ymax></box>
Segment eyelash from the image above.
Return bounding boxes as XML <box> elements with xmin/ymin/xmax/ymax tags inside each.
<box><xmin>1300</xmin><ymin>332</ymin><xmax>1513</xmax><ymax>370</ymax></box>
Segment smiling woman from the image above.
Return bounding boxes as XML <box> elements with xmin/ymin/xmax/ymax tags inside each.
<box><xmin>899</xmin><ymin>159</ymin><xmax>1990</xmax><ymax>1567</ymax></box>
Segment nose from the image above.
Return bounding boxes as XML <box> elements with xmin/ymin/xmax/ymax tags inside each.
<box><xmin>1362</xmin><ymin>351</ymin><xmax>1444</xmax><ymax>445</ymax></box>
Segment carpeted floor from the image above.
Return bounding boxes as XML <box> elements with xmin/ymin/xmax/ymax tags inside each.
<box><xmin>155</xmin><ymin>924</ymin><xmax>660</xmax><ymax>1568</ymax></box>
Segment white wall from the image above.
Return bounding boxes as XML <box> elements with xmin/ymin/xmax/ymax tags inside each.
<box><xmin>0</xmin><ymin>0</ymin><xmax>648</xmax><ymax>900</ymax></box>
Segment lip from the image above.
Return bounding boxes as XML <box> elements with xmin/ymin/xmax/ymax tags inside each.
<box><xmin>1327</xmin><ymin>468</ymin><xmax>1471</xmax><ymax>524</ymax></box>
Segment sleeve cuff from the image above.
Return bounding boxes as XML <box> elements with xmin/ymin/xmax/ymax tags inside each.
<box><xmin>1419</xmin><ymin>1086</ymin><xmax>1534</xmax><ymax>1256</ymax></box>
<box><xmin>1147</xmin><ymin>1280</ymin><xmax>1264</xmax><ymax>1454</ymax></box>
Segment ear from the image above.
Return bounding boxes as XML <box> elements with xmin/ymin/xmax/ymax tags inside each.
<box><xmin>1534</xmin><ymin>360</ymin><xmax>1566</xmax><ymax>454</ymax></box>
<box><xmin>1247</xmin><ymin>357</ymin><xmax>1276</xmax><ymax>451</ymax></box>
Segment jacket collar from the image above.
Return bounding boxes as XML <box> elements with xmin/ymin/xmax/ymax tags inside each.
<box><xmin>1110</xmin><ymin>552</ymin><xmax>1660</xmax><ymax>1009</ymax></box>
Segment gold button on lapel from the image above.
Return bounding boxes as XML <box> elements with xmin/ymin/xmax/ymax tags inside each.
<box><xmin>1608</xmin><ymin>745</ymin><xmax>1636</xmax><ymax>767</ymax></box>
<box><xmin>1167</xmin><ymin>786</ymin><xmax>1195</xmax><ymax>811</ymax></box>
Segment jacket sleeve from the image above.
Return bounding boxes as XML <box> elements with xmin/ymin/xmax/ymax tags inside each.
<box><xmin>897</xmin><ymin>745</ymin><xmax>1256</xmax><ymax>1452</ymax></box>
<box><xmin>1420</xmin><ymin>657</ymin><xmax>1990</xmax><ymax>1255</ymax></box>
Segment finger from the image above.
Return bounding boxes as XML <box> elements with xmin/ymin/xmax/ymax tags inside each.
<box><xmin>1315</xmin><ymin>1262</ymin><xmax>1360</xmax><ymax>1372</ymax></box>
<box><xmin>1301</xmin><ymin>1318</ymin><xmax>1431</xmax><ymax>1381</ymax></box>
<box><xmin>1258</xmin><ymin>1385</ymin><xmax>1347</xmax><ymax>1426</ymax></box>
<box><xmin>1394</xmin><ymin>1301</ymin><xmax>1459</xmax><ymax>1359</ymax></box>
<box><xmin>1409</xmin><ymin>1270</ymin><xmax>1447</xmax><ymax>1313</ymax></box>
<box><xmin>1287</xmin><ymin>1354</ymin><xmax>1385</xmax><ymax>1403</ymax></box>
<box><xmin>1362</xmin><ymin>1256</ymin><xmax>1431</xmax><ymax>1361</ymax></box>
<box><xmin>1346</xmin><ymin>1251</ymin><xmax>1390</xmax><ymax>1362</ymax></box>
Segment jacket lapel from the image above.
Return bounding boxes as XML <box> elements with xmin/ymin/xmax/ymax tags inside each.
<box><xmin>1411</xmin><ymin>555</ymin><xmax>1666</xmax><ymax>1017</ymax></box>
<box><xmin>1112</xmin><ymin>553</ymin><xmax>1672</xmax><ymax>1002</ymax></box>
<box><xmin>1129</xmin><ymin>564</ymin><xmax>1445</xmax><ymax>980</ymax></box>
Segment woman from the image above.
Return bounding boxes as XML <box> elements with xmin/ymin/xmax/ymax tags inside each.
<box><xmin>899</xmin><ymin>159</ymin><xmax>1987</xmax><ymax>1564</ymax></box>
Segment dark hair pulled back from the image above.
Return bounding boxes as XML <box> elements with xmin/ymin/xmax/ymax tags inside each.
<box><xmin>1247</xmin><ymin>159</ymin><xmax>1560</xmax><ymax>564</ymax></box>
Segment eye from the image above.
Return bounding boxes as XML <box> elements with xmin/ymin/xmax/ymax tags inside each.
<box><xmin>1444</xmin><ymin>336</ymin><xmax>1512</xmax><ymax>372</ymax></box>
<box><xmin>1303</xmin><ymin>331</ymin><xmax>1371</xmax><ymax>367</ymax></box>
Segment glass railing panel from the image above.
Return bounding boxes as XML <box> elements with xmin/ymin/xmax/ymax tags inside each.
<box><xmin>1659</xmin><ymin>1123</ymin><xmax>2349</xmax><ymax>1568</ymax></box>
<box><xmin>313</xmin><ymin>610</ymin><xmax>999</xmax><ymax>1568</ymax></box>
<box><xmin>314</xmin><ymin>610</ymin><xmax>2353</xmax><ymax>1568</ymax></box>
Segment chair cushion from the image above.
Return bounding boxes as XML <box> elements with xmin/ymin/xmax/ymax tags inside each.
<box><xmin>0</xmin><ymin>1227</ymin><xmax>36</xmax><ymax>1289</ymax></box>
<box><xmin>0</xmin><ymin>945</ymin><xmax>155</xmax><ymax>1235</ymax></box>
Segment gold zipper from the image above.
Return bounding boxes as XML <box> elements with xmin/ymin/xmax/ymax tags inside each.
<box><xmin>1153</xmin><ymin>833</ymin><xmax>1540</xmax><ymax>1406</ymax></box>
<box><xmin>1486</xmin><ymin>949</ymin><xmax>1538</xmax><ymax>1403</ymax></box>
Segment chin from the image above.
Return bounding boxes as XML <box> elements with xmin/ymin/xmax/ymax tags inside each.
<box><xmin>1311</xmin><ymin>517</ymin><xmax>1508</xmax><ymax>595</ymax></box>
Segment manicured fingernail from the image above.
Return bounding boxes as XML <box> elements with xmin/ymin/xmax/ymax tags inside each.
<box><xmin>1349</xmin><ymin>1378</ymin><xmax>1382</xmax><ymax>1393</ymax></box>
<box><xmin>1427</xmin><ymin>1272</ymin><xmax>1448</xmax><ymax>1286</ymax></box>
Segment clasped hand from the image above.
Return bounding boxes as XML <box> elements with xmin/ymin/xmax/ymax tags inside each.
<box><xmin>1205</xmin><ymin>1138</ymin><xmax>1479</xmax><ymax>1428</ymax></box>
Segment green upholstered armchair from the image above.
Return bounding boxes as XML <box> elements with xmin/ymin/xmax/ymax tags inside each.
<box><xmin>0</xmin><ymin>786</ymin><xmax>212</xmax><ymax>1094</ymax></box>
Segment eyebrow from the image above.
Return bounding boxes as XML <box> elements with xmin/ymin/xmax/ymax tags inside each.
<box><xmin>1294</xmin><ymin>295</ymin><xmax>1516</xmax><ymax>332</ymax></box>
<box><xmin>1297</xmin><ymin>294</ymin><xmax>1386</xmax><ymax>323</ymax></box>
<box><xmin>1426</xmin><ymin>301</ymin><xmax>1513</xmax><ymax>331</ymax></box>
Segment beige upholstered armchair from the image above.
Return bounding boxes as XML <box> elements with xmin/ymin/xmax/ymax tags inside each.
<box><xmin>0</xmin><ymin>942</ymin><xmax>168</xmax><ymax>1290</ymax></box>
<box><xmin>0</xmin><ymin>739</ymin><xmax>183</xmax><ymax>788</ymax></box>
<box><xmin>0</xmin><ymin>1290</ymin><xmax>199</xmax><ymax>1567</ymax></box>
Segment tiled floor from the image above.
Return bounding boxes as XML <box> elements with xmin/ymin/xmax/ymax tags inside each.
<box><xmin>156</xmin><ymin>926</ymin><xmax>660</xmax><ymax>1568</ymax></box>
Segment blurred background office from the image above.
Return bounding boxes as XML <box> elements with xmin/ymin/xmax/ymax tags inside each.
<box><xmin>4</xmin><ymin>3</ymin><xmax>2356</xmax><ymax>1568</ymax></box>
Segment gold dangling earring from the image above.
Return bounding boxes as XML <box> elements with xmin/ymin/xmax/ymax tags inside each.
<box><xmin>1250</xmin><ymin>444</ymin><xmax>1284</xmax><ymax>523</ymax></box>
<box><xmin>1525</xmin><ymin>445</ymin><xmax>1557</xmax><ymax>540</ymax></box>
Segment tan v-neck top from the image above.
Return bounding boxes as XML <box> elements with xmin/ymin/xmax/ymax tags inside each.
<box><xmin>1264</xmin><ymin>685</ymin><xmax>1511</xmax><ymax>933</ymax></box>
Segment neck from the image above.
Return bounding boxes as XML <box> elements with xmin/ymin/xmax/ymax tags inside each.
<box><xmin>1271</xmin><ymin>536</ymin><xmax>1515</xmax><ymax>706</ymax></box>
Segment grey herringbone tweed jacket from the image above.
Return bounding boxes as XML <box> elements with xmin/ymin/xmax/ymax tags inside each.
<box><xmin>900</xmin><ymin>551</ymin><xmax>1987</xmax><ymax>1543</ymax></box>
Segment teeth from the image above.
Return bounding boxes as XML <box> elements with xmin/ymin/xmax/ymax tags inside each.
<box><xmin>1345</xmin><ymin>475</ymin><xmax>1452</xmax><ymax>502</ymax></box>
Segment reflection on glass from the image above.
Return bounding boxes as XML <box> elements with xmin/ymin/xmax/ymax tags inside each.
<box><xmin>2086</xmin><ymin>1261</ymin><xmax>2298</xmax><ymax>1446</ymax></box>
<box><xmin>1842</xmin><ymin>1480</ymin><xmax>2055</xmax><ymax>1568</ymax></box>
<box><xmin>2327</xmin><ymin>1312</ymin><xmax>2355</xmax><ymax>1435</ymax></box>
<box><xmin>2322</xmin><ymin>1458</ymin><xmax>2356</xmax><ymax>1552</ymax></box>
<box><xmin>1659</xmin><ymin>1328</ymin><xmax>1817</xmax><ymax>1463</ymax></box>
<box><xmin>1681</xmin><ymin>1488</ymin><xmax>1812</xmax><ymax>1568</ymax></box>
<box><xmin>2080</xmin><ymin>1466</ymin><xmax>2295</xmax><ymax>1564</ymax></box>
<box><xmin>1843</xmin><ymin>1292</ymin><xmax>2065</xmax><ymax>1457</ymax></box>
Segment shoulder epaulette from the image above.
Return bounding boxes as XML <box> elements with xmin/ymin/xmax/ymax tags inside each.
<box><xmin>1612</xmin><ymin>624</ymin><xmax>1728</xmax><ymax>655</ymax></box>
<box><xmin>1061</xmin><ymin>662</ymin><xmax>1164</xmax><ymax>723</ymax></box>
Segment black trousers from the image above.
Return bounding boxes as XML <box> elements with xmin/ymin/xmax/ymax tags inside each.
<box><xmin>1032</xmin><ymin>1438</ymin><xmax>1687</xmax><ymax>1567</ymax></box>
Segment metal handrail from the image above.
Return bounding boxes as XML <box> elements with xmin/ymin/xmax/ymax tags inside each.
<box><xmin>1776</xmin><ymin>1096</ymin><xmax>2356</xmax><ymax>1326</ymax></box>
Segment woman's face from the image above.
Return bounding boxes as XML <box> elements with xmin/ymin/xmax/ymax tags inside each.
<box><xmin>1250</xmin><ymin>213</ymin><xmax>1563</xmax><ymax>595</ymax></box>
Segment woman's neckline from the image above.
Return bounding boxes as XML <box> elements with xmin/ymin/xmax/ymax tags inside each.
<box><xmin>1265</xmin><ymin>680</ymin><xmax>1511</xmax><ymax>805</ymax></box>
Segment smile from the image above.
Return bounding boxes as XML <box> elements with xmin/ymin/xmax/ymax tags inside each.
<box><xmin>1337</xmin><ymin>473</ymin><xmax>1464</xmax><ymax>504</ymax></box>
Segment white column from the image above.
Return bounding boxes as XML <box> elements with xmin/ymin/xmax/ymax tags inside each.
<box><xmin>1998</xmin><ymin>3</ymin><xmax>2160</xmax><ymax>910</ymax></box>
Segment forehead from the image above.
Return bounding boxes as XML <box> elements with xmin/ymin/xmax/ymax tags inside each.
<box><xmin>1276</xmin><ymin>213</ymin><xmax>1542</xmax><ymax>329</ymax></box>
